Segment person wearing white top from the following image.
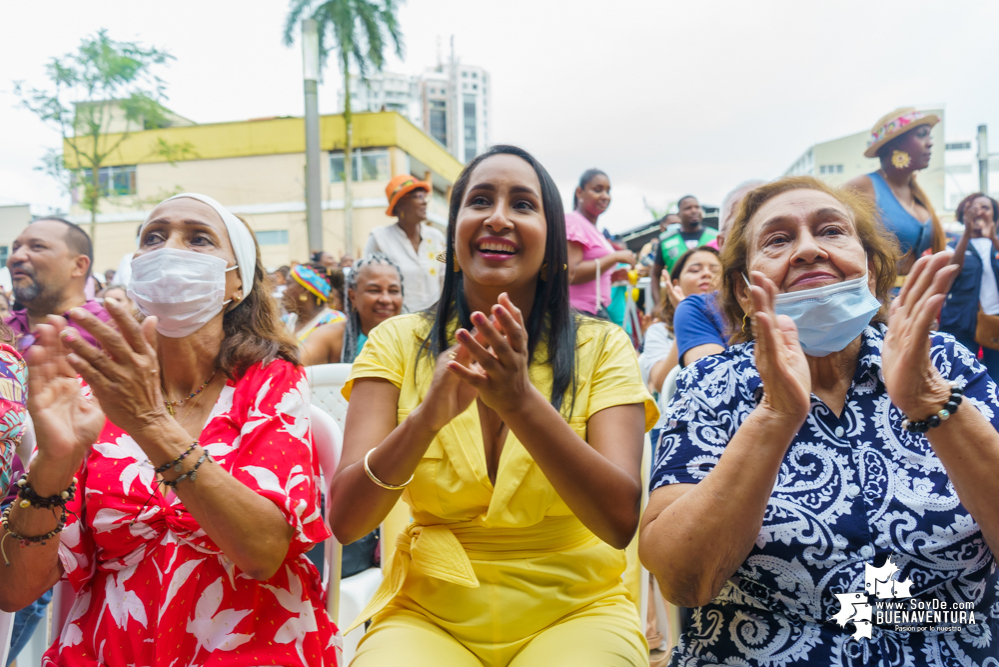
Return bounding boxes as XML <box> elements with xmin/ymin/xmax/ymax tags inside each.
<box><xmin>364</xmin><ymin>174</ymin><xmax>445</xmax><ymax>313</ymax></box>
<box><xmin>942</xmin><ymin>192</ymin><xmax>999</xmax><ymax>379</ymax></box>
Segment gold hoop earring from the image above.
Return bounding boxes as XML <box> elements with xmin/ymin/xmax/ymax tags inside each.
<box><xmin>742</xmin><ymin>313</ymin><xmax>752</xmax><ymax>335</ymax></box>
<box><xmin>891</xmin><ymin>149</ymin><xmax>912</xmax><ymax>169</ymax></box>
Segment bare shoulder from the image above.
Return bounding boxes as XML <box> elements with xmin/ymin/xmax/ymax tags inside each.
<box><xmin>844</xmin><ymin>174</ymin><xmax>875</xmax><ymax>200</ymax></box>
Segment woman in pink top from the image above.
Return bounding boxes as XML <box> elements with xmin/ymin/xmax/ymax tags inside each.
<box><xmin>565</xmin><ymin>169</ymin><xmax>636</xmax><ymax>315</ymax></box>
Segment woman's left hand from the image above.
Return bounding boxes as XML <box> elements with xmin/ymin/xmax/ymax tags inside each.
<box><xmin>59</xmin><ymin>298</ymin><xmax>169</xmax><ymax>436</ymax></box>
<box><xmin>447</xmin><ymin>292</ymin><xmax>539</xmax><ymax>415</ymax></box>
<box><xmin>883</xmin><ymin>252</ymin><xmax>960</xmax><ymax>418</ymax></box>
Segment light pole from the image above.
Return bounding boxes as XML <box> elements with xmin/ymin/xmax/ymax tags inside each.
<box><xmin>978</xmin><ymin>124</ymin><xmax>989</xmax><ymax>195</ymax></box>
<box><xmin>302</xmin><ymin>19</ymin><xmax>323</xmax><ymax>255</ymax></box>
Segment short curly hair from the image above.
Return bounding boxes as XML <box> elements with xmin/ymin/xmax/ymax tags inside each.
<box><xmin>719</xmin><ymin>176</ymin><xmax>901</xmax><ymax>345</ymax></box>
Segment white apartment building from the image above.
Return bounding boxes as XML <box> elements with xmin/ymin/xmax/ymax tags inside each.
<box><xmin>336</xmin><ymin>60</ymin><xmax>491</xmax><ymax>164</ymax></box>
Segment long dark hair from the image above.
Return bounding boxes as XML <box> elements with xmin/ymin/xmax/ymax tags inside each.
<box><xmin>572</xmin><ymin>168</ymin><xmax>608</xmax><ymax>210</ymax></box>
<box><xmin>342</xmin><ymin>253</ymin><xmax>403</xmax><ymax>363</ymax></box>
<box><xmin>423</xmin><ymin>145</ymin><xmax>578</xmax><ymax>414</ymax></box>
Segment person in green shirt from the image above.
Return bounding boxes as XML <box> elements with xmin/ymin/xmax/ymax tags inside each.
<box><xmin>649</xmin><ymin>195</ymin><xmax>718</xmax><ymax>306</ymax></box>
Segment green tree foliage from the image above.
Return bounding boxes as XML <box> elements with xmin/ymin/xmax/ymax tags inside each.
<box><xmin>14</xmin><ymin>30</ymin><xmax>186</xmax><ymax>246</ymax></box>
<box><xmin>283</xmin><ymin>0</ymin><xmax>403</xmax><ymax>253</ymax></box>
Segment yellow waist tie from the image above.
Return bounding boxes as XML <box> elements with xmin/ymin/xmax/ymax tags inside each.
<box><xmin>346</xmin><ymin>516</ymin><xmax>596</xmax><ymax>632</ymax></box>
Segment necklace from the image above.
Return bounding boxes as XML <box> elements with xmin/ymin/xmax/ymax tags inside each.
<box><xmin>164</xmin><ymin>370</ymin><xmax>217</xmax><ymax>417</ymax></box>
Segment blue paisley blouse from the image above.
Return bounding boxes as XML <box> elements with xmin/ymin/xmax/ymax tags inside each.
<box><xmin>651</xmin><ymin>325</ymin><xmax>999</xmax><ymax>667</ymax></box>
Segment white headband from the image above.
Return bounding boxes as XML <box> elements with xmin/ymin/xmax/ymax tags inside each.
<box><xmin>144</xmin><ymin>193</ymin><xmax>257</xmax><ymax>294</ymax></box>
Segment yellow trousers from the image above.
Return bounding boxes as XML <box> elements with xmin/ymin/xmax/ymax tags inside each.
<box><xmin>351</xmin><ymin>597</ymin><xmax>647</xmax><ymax>667</ymax></box>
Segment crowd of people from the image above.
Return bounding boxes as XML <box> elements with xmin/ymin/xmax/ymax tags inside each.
<box><xmin>0</xmin><ymin>105</ymin><xmax>996</xmax><ymax>667</ymax></box>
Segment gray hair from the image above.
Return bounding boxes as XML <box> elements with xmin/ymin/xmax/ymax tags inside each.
<box><xmin>341</xmin><ymin>252</ymin><xmax>404</xmax><ymax>363</ymax></box>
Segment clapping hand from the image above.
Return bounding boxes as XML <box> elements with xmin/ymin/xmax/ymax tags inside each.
<box><xmin>747</xmin><ymin>272</ymin><xmax>811</xmax><ymax>424</ymax></box>
<box><xmin>883</xmin><ymin>252</ymin><xmax>959</xmax><ymax>418</ymax></box>
<box><xmin>447</xmin><ymin>293</ymin><xmax>537</xmax><ymax>415</ymax></box>
<box><xmin>26</xmin><ymin>317</ymin><xmax>106</xmax><ymax>487</ymax></box>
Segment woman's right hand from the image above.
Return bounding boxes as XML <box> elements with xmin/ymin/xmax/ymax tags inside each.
<box><xmin>748</xmin><ymin>272</ymin><xmax>811</xmax><ymax>425</ymax></box>
<box><xmin>26</xmin><ymin>318</ymin><xmax>106</xmax><ymax>491</ymax></box>
<box><xmin>418</xmin><ymin>337</ymin><xmax>480</xmax><ymax>432</ymax></box>
<box><xmin>613</xmin><ymin>249</ymin><xmax>637</xmax><ymax>267</ymax></box>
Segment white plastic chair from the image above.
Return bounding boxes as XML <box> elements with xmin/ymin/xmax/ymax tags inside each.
<box><xmin>0</xmin><ymin>610</ymin><xmax>14</xmax><ymax>667</ymax></box>
<box><xmin>308</xmin><ymin>368</ymin><xmax>384</xmax><ymax>664</ymax></box>
<box><xmin>305</xmin><ymin>364</ymin><xmax>353</xmax><ymax>431</ymax></box>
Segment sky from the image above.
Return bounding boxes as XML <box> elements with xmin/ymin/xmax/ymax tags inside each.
<box><xmin>2</xmin><ymin>0</ymin><xmax>999</xmax><ymax>233</ymax></box>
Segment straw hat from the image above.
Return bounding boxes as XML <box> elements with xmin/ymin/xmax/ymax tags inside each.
<box><xmin>863</xmin><ymin>107</ymin><xmax>940</xmax><ymax>159</ymax></box>
<box><xmin>384</xmin><ymin>174</ymin><xmax>431</xmax><ymax>216</ymax></box>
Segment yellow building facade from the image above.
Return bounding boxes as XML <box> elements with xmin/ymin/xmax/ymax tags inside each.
<box><xmin>65</xmin><ymin>111</ymin><xmax>464</xmax><ymax>273</ymax></box>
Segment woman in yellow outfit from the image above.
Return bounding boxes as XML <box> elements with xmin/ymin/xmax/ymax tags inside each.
<box><xmin>330</xmin><ymin>145</ymin><xmax>658</xmax><ymax>666</ymax></box>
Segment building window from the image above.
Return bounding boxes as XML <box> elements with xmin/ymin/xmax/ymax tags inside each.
<box><xmin>430</xmin><ymin>100</ymin><xmax>447</xmax><ymax>147</ymax></box>
<box><xmin>463</xmin><ymin>94</ymin><xmax>477</xmax><ymax>163</ymax></box>
<box><xmin>946</xmin><ymin>142</ymin><xmax>972</xmax><ymax>150</ymax></box>
<box><xmin>837</xmin><ymin>165</ymin><xmax>843</xmax><ymax>173</ymax></box>
<box><xmin>329</xmin><ymin>148</ymin><xmax>390</xmax><ymax>183</ymax></box>
<box><xmin>820</xmin><ymin>165</ymin><xmax>827</xmax><ymax>174</ymax></box>
<box><xmin>256</xmin><ymin>230</ymin><xmax>289</xmax><ymax>245</ymax></box>
<box><xmin>78</xmin><ymin>165</ymin><xmax>137</xmax><ymax>196</ymax></box>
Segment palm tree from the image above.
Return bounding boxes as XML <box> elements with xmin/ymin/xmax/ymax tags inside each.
<box><xmin>284</xmin><ymin>0</ymin><xmax>403</xmax><ymax>256</ymax></box>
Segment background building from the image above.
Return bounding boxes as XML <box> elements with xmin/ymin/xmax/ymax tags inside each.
<box><xmin>63</xmin><ymin>107</ymin><xmax>463</xmax><ymax>272</ymax></box>
<box><xmin>336</xmin><ymin>53</ymin><xmax>491</xmax><ymax>163</ymax></box>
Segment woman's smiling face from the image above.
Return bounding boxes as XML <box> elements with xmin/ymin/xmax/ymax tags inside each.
<box><xmin>453</xmin><ymin>154</ymin><xmax>548</xmax><ymax>292</ymax></box>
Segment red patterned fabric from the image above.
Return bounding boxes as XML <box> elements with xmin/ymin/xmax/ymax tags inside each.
<box><xmin>42</xmin><ymin>359</ymin><xmax>340</xmax><ymax>666</ymax></box>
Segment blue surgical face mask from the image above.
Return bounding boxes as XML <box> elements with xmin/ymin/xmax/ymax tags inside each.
<box><xmin>744</xmin><ymin>272</ymin><xmax>881</xmax><ymax>357</ymax></box>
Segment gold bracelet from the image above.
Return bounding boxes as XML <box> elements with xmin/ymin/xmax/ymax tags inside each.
<box><xmin>363</xmin><ymin>449</ymin><xmax>414</xmax><ymax>491</ymax></box>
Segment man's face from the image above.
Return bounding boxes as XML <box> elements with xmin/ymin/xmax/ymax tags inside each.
<box><xmin>7</xmin><ymin>220</ymin><xmax>82</xmax><ymax>307</ymax></box>
<box><xmin>659</xmin><ymin>214</ymin><xmax>681</xmax><ymax>232</ymax></box>
<box><xmin>678</xmin><ymin>197</ymin><xmax>703</xmax><ymax>225</ymax></box>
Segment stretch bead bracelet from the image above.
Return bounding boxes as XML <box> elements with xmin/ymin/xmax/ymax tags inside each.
<box><xmin>153</xmin><ymin>442</ymin><xmax>199</xmax><ymax>474</ymax></box>
<box><xmin>160</xmin><ymin>451</ymin><xmax>211</xmax><ymax>489</ymax></box>
<box><xmin>363</xmin><ymin>449</ymin><xmax>414</xmax><ymax>491</ymax></box>
<box><xmin>1</xmin><ymin>504</ymin><xmax>67</xmax><ymax>566</ymax></box>
<box><xmin>901</xmin><ymin>381</ymin><xmax>964</xmax><ymax>433</ymax></box>
<box><xmin>15</xmin><ymin>474</ymin><xmax>77</xmax><ymax>510</ymax></box>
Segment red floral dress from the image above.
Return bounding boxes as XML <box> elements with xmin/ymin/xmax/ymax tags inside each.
<box><xmin>42</xmin><ymin>360</ymin><xmax>341</xmax><ymax>667</ymax></box>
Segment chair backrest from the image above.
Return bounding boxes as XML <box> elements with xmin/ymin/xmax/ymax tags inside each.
<box><xmin>0</xmin><ymin>610</ymin><xmax>13</xmax><ymax>667</ymax></box>
<box><xmin>306</xmin><ymin>363</ymin><xmax>353</xmax><ymax>432</ymax></box>
<box><xmin>310</xmin><ymin>404</ymin><xmax>345</xmax><ymax>623</ymax></box>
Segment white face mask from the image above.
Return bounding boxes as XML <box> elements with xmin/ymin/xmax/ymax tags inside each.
<box><xmin>127</xmin><ymin>248</ymin><xmax>239</xmax><ymax>338</ymax></box>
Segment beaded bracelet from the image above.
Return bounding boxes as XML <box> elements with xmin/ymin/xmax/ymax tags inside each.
<box><xmin>1</xmin><ymin>504</ymin><xmax>66</xmax><ymax>566</ymax></box>
<box><xmin>160</xmin><ymin>451</ymin><xmax>212</xmax><ymax>489</ymax></box>
<box><xmin>153</xmin><ymin>442</ymin><xmax>199</xmax><ymax>474</ymax></box>
<box><xmin>15</xmin><ymin>474</ymin><xmax>77</xmax><ymax>510</ymax></box>
<box><xmin>902</xmin><ymin>381</ymin><xmax>964</xmax><ymax>433</ymax></box>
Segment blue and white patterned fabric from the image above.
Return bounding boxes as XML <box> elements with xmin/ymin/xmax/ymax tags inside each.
<box><xmin>651</xmin><ymin>325</ymin><xmax>999</xmax><ymax>667</ymax></box>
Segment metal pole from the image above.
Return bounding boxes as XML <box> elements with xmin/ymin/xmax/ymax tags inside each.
<box><xmin>978</xmin><ymin>124</ymin><xmax>989</xmax><ymax>195</ymax></box>
<box><xmin>302</xmin><ymin>19</ymin><xmax>323</xmax><ymax>254</ymax></box>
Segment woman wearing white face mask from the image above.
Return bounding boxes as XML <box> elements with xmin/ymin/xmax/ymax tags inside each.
<box><xmin>0</xmin><ymin>194</ymin><xmax>340</xmax><ymax>666</ymax></box>
<box><xmin>639</xmin><ymin>177</ymin><xmax>999</xmax><ymax>666</ymax></box>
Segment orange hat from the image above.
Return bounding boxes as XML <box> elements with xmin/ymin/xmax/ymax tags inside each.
<box><xmin>385</xmin><ymin>174</ymin><xmax>431</xmax><ymax>216</ymax></box>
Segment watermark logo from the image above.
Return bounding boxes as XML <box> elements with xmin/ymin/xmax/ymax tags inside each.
<box><xmin>831</xmin><ymin>557</ymin><xmax>976</xmax><ymax>640</ymax></box>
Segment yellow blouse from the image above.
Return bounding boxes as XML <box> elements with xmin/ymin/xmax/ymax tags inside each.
<box><xmin>343</xmin><ymin>313</ymin><xmax>657</xmax><ymax>655</ymax></box>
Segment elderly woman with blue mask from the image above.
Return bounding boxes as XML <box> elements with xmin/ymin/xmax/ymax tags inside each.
<box><xmin>0</xmin><ymin>194</ymin><xmax>339</xmax><ymax>665</ymax></box>
<box><xmin>640</xmin><ymin>176</ymin><xmax>999</xmax><ymax>666</ymax></box>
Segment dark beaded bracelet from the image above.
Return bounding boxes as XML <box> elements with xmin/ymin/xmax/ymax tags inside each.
<box><xmin>902</xmin><ymin>382</ymin><xmax>965</xmax><ymax>433</ymax></box>
<box><xmin>153</xmin><ymin>442</ymin><xmax>199</xmax><ymax>474</ymax></box>
<box><xmin>160</xmin><ymin>451</ymin><xmax>212</xmax><ymax>489</ymax></box>
<box><xmin>1</xmin><ymin>504</ymin><xmax>67</xmax><ymax>566</ymax></box>
<box><xmin>15</xmin><ymin>474</ymin><xmax>77</xmax><ymax>510</ymax></box>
